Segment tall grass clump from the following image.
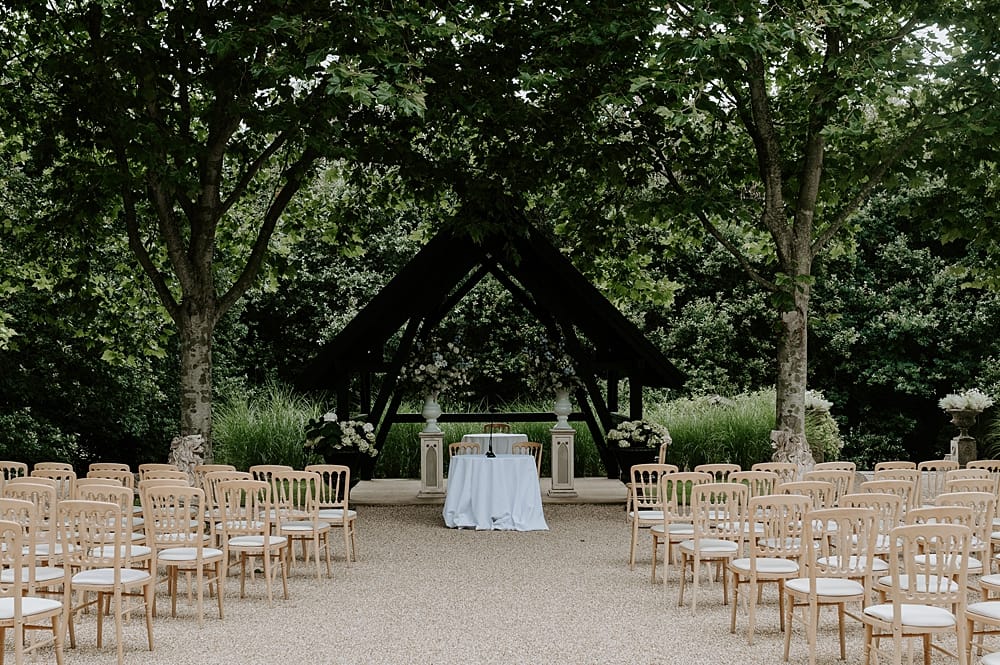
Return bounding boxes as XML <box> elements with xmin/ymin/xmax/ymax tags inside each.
<box><xmin>214</xmin><ymin>381</ymin><xmax>320</xmax><ymax>470</ymax></box>
<box><xmin>647</xmin><ymin>391</ymin><xmax>775</xmax><ymax>470</ymax></box>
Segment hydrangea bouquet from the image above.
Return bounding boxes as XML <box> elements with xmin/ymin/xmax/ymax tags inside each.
<box><xmin>606</xmin><ymin>419</ymin><xmax>671</xmax><ymax>449</ymax></box>
<box><xmin>305</xmin><ymin>412</ymin><xmax>378</xmax><ymax>459</ymax></box>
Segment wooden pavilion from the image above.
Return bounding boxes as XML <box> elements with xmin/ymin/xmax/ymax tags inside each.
<box><xmin>298</xmin><ymin>225</ymin><xmax>684</xmax><ymax>478</ymax></box>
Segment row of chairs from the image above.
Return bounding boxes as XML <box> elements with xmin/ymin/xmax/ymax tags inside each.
<box><xmin>0</xmin><ymin>460</ymin><xmax>359</xmax><ymax>665</ymax></box>
<box><xmin>628</xmin><ymin>459</ymin><xmax>1000</xmax><ymax>664</ymax></box>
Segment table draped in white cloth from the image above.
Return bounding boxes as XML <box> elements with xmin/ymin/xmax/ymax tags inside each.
<box><xmin>460</xmin><ymin>432</ymin><xmax>529</xmax><ymax>456</ymax></box>
<box><xmin>443</xmin><ymin>455</ymin><xmax>548</xmax><ymax>531</ymax></box>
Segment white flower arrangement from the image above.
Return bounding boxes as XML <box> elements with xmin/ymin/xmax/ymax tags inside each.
<box><xmin>399</xmin><ymin>337</ymin><xmax>471</xmax><ymax>396</ymax></box>
<box><xmin>938</xmin><ymin>388</ymin><xmax>995</xmax><ymax>413</ymax></box>
<box><xmin>606</xmin><ymin>419</ymin><xmax>671</xmax><ymax>449</ymax></box>
<box><xmin>529</xmin><ymin>336</ymin><xmax>583</xmax><ymax>393</ymax></box>
<box><xmin>805</xmin><ymin>389</ymin><xmax>834</xmax><ymax>412</ymax></box>
<box><xmin>305</xmin><ymin>412</ymin><xmax>378</xmax><ymax>458</ymax></box>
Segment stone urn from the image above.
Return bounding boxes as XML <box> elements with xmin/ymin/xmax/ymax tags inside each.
<box><xmin>421</xmin><ymin>392</ymin><xmax>442</xmax><ymax>433</ymax></box>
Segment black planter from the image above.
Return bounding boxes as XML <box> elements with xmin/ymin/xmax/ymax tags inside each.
<box><xmin>612</xmin><ymin>446</ymin><xmax>658</xmax><ymax>484</ymax></box>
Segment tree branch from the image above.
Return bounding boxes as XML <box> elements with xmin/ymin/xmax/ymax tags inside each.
<box><xmin>216</xmin><ymin>147</ymin><xmax>321</xmax><ymax>319</ymax></box>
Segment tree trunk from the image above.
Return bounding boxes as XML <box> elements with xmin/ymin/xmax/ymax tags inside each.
<box><xmin>772</xmin><ymin>283</ymin><xmax>814</xmax><ymax>470</ymax></box>
<box><xmin>178</xmin><ymin>308</ymin><xmax>216</xmax><ymax>462</ymax></box>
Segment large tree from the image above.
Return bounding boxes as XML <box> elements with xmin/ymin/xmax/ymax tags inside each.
<box><xmin>607</xmin><ymin>1</ymin><xmax>994</xmax><ymax>467</ymax></box>
<box><xmin>1</xmin><ymin>2</ymin><xmax>448</xmax><ymax>457</ymax></box>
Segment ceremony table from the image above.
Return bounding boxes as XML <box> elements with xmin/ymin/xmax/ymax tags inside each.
<box><xmin>460</xmin><ymin>432</ymin><xmax>528</xmax><ymax>456</ymax></box>
<box><xmin>443</xmin><ymin>454</ymin><xmax>548</xmax><ymax>531</ymax></box>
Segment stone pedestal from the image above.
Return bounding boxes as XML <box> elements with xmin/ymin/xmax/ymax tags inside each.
<box><xmin>950</xmin><ymin>434</ymin><xmax>977</xmax><ymax>467</ymax></box>
<box><xmin>418</xmin><ymin>431</ymin><xmax>446</xmax><ymax>497</ymax></box>
<box><xmin>548</xmin><ymin>426</ymin><xmax>577</xmax><ymax>497</ymax></box>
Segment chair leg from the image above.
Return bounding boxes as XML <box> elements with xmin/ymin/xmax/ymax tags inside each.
<box><xmin>629</xmin><ymin>519</ymin><xmax>639</xmax><ymax>569</ymax></box>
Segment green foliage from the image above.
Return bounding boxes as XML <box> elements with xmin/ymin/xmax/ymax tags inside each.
<box><xmin>804</xmin><ymin>408</ymin><xmax>844</xmax><ymax>463</ymax></box>
<box><xmin>0</xmin><ymin>408</ymin><xmax>86</xmax><ymax>469</ymax></box>
<box><xmin>647</xmin><ymin>392</ymin><xmax>775</xmax><ymax>471</ymax></box>
<box><xmin>213</xmin><ymin>382</ymin><xmax>320</xmax><ymax>470</ymax></box>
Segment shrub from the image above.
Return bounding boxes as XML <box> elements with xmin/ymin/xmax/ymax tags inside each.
<box><xmin>0</xmin><ymin>408</ymin><xmax>87</xmax><ymax>469</ymax></box>
<box><xmin>213</xmin><ymin>381</ymin><xmax>320</xmax><ymax>469</ymax></box>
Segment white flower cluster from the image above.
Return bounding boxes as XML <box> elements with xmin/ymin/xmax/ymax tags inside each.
<box><xmin>606</xmin><ymin>419</ymin><xmax>671</xmax><ymax>449</ymax></box>
<box><xmin>938</xmin><ymin>388</ymin><xmax>995</xmax><ymax>412</ymax></box>
<box><xmin>805</xmin><ymin>389</ymin><xmax>834</xmax><ymax>413</ymax></box>
<box><xmin>338</xmin><ymin>420</ymin><xmax>378</xmax><ymax>457</ymax></box>
<box><xmin>400</xmin><ymin>339</ymin><xmax>471</xmax><ymax>396</ymax></box>
<box><xmin>304</xmin><ymin>413</ymin><xmax>379</xmax><ymax>458</ymax></box>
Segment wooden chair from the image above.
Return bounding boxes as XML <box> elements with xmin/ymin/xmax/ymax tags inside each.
<box><xmin>750</xmin><ymin>461</ymin><xmax>798</xmax><ymax>485</ymax></box>
<box><xmin>139</xmin><ymin>469</ymin><xmax>189</xmax><ymax>483</ymax></box>
<box><xmin>861</xmin><ymin>479</ymin><xmax>917</xmax><ymax>514</ymax></box>
<box><xmin>678</xmin><ymin>482</ymin><xmax>748</xmax><ymax>612</ymax></box>
<box><xmin>803</xmin><ymin>468</ymin><xmax>854</xmax><ymax>506</ymax></box>
<box><xmin>482</xmin><ymin>422</ymin><xmax>511</xmax><ymax>433</ymax></box>
<box><xmin>779</xmin><ymin>480</ymin><xmax>835</xmax><ymax>511</ymax></box>
<box><xmin>861</xmin><ymin>523</ymin><xmax>971</xmax><ymax>665</ymax></box>
<box><xmin>511</xmin><ymin>441</ymin><xmax>543</xmax><ymax>476</ymax></box>
<box><xmin>142</xmin><ymin>484</ymin><xmax>224</xmax><ymax>625</ymax></box>
<box><xmin>305</xmin><ymin>464</ymin><xmax>358</xmax><ymax>565</ymax></box>
<box><xmin>948</xmin><ymin>478</ymin><xmax>998</xmax><ymax>495</ymax></box>
<box><xmin>783</xmin><ymin>507</ymin><xmax>878</xmax><ymax>665</ymax></box>
<box><xmin>202</xmin><ymin>471</ymin><xmax>252</xmax><ymax>545</ymax></box>
<box><xmin>730</xmin><ymin>470</ymin><xmax>779</xmax><ymax>499</ymax></box>
<box><xmin>917</xmin><ymin>459</ymin><xmax>960</xmax><ymax>506</ymax></box>
<box><xmin>29</xmin><ymin>468</ymin><xmax>75</xmax><ymax>501</ymax></box>
<box><xmin>137</xmin><ymin>463</ymin><xmax>179</xmax><ymax>481</ymax></box>
<box><xmin>837</xmin><ymin>493</ymin><xmax>900</xmax><ymax>587</ymax></box>
<box><xmin>873</xmin><ymin>460</ymin><xmax>916</xmax><ymax>472</ymax></box>
<box><xmin>216</xmin><ymin>479</ymin><xmax>289</xmax><ymax>605</ymax></box>
<box><xmin>59</xmin><ymin>500</ymin><xmax>155</xmax><ymax>665</ymax></box>
<box><xmin>626</xmin><ymin>463</ymin><xmax>674</xmax><ymax>571</ymax></box>
<box><xmin>693</xmin><ymin>463</ymin><xmax>741</xmax><ymax>483</ymax></box>
<box><xmin>0</xmin><ymin>461</ymin><xmax>28</xmax><ymax>489</ymax></box>
<box><xmin>0</xmin><ymin>497</ymin><xmax>66</xmax><ymax>597</ymax></box>
<box><xmin>75</xmin><ymin>485</ymin><xmax>153</xmax><ymax>567</ymax></box>
<box><xmin>936</xmin><ymin>491</ymin><xmax>995</xmax><ymax>587</ymax></box>
<box><xmin>448</xmin><ymin>442</ymin><xmax>481</xmax><ymax>456</ymax></box>
<box><xmin>272</xmin><ymin>470</ymin><xmax>332</xmax><ymax>579</ymax></box>
<box><xmin>0</xmin><ymin>482</ymin><xmax>59</xmax><ymax>564</ymax></box>
<box><xmin>0</xmin><ymin>518</ymin><xmax>66</xmax><ymax>665</ymax></box>
<box><xmin>729</xmin><ymin>493</ymin><xmax>811</xmax><ymax>645</ymax></box>
<box><xmin>649</xmin><ymin>471</ymin><xmax>707</xmax><ymax>585</ymax></box>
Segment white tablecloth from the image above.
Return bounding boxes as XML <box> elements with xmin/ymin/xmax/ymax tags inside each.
<box><xmin>443</xmin><ymin>455</ymin><xmax>548</xmax><ymax>531</ymax></box>
<box><xmin>460</xmin><ymin>433</ymin><xmax>529</xmax><ymax>456</ymax></box>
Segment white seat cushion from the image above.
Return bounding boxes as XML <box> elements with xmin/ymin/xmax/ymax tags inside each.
<box><xmin>876</xmin><ymin>574</ymin><xmax>959</xmax><ymax>593</ymax></box>
<box><xmin>0</xmin><ymin>596</ymin><xmax>62</xmax><ymax>619</ymax></box>
<box><xmin>228</xmin><ymin>535</ymin><xmax>287</xmax><ymax>548</ymax></box>
<box><xmin>982</xmin><ymin>574</ymin><xmax>1000</xmax><ymax>589</ymax></box>
<box><xmin>967</xmin><ymin>601</ymin><xmax>1000</xmax><ymax>621</ymax></box>
<box><xmin>678</xmin><ymin>539</ymin><xmax>738</xmax><ymax>555</ymax></box>
<box><xmin>863</xmin><ymin>603</ymin><xmax>956</xmax><ymax>628</ymax></box>
<box><xmin>317</xmin><ymin>508</ymin><xmax>357</xmax><ymax>521</ymax></box>
<box><xmin>982</xmin><ymin>651</ymin><xmax>1000</xmax><ymax>665</ymax></box>
<box><xmin>629</xmin><ymin>510</ymin><xmax>664</xmax><ymax>522</ymax></box>
<box><xmin>0</xmin><ymin>566</ymin><xmax>65</xmax><ymax>584</ymax></box>
<box><xmin>280</xmin><ymin>520</ymin><xmax>331</xmax><ymax>532</ymax></box>
<box><xmin>730</xmin><ymin>557</ymin><xmax>799</xmax><ymax>575</ymax></box>
<box><xmin>913</xmin><ymin>553</ymin><xmax>982</xmax><ymax>572</ymax></box>
<box><xmin>158</xmin><ymin>547</ymin><xmax>224</xmax><ymax>562</ymax></box>
<box><xmin>72</xmin><ymin>567</ymin><xmax>151</xmax><ymax>586</ymax></box>
<box><xmin>786</xmin><ymin>577</ymin><xmax>865</xmax><ymax>597</ymax></box>
<box><xmin>650</xmin><ymin>523</ymin><xmax>694</xmax><ymax>536</ymax></box>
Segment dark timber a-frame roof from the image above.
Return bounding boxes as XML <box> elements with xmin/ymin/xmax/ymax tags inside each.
<box><xmin>298</xmin><ymin>225</ymin><xmax>684</xmax><ymax>478</ymax></box>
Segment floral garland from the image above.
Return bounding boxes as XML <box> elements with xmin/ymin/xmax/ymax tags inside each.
<box><xmin>606</xmin><ymin>419</ymin><xmax>671</xmax><ymax>449</ymax></box>
<box><xmin>305</xmin><ymin>413</ymin><xmax>378</xmax><ymax>458</ymax></box>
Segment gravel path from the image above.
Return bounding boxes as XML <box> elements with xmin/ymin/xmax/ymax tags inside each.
<box><xmin>53</xmin><ymin>504</ymin><xmax>963</xmax><ymax>664</ymax></box>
